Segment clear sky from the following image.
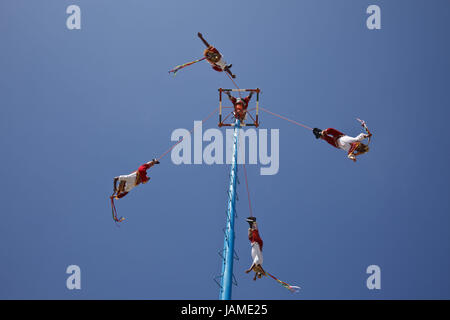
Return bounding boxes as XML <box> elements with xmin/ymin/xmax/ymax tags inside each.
<box><xmin>1</xmin><ymin>0</ymin><xmax>450</xmax><ymax>299</ymax></box>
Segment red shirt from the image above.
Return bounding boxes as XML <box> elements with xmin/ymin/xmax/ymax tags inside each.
<box><xmin>229</xmin><ymin>95</ymin><xmax>252</xmax><ymax>110</ymax></box>
<box><xmin>230</xmin><ymin>95</ymin><xmax>252</xmax><ymax>120</ymax></box>
<box><xmin>249</xmin><ymin>229</ymin><xmax>263</xmax><ymax>251</ymax></box>
<box><xmin>137</xmin><ymin>163</ymin><xmax>151</xmax><ymax>183</ymax></box>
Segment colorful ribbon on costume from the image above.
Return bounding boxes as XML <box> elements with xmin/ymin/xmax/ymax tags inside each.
<box><xmin>356</xmin><ymin>118</ymin><xmax>372</xmax><ymax>144</ymax></box>
<box><xmin>348</xmin><ymin>141</ymin><xmax>361</xmax><ymax>155</ymax></box>
<box><xmin>110</xmin><ymin>196</ymin><xmax>125</xmax><ymax>224</ymax></box>
<box><xmin>168</xmin><ymin>57</ymin><xmax>206</xmax><ymax>75</ymax></box>
<box><xmin>265</xmin><ymin>271</ymin><xmax>301</xmax><ymax>293</ymax></box>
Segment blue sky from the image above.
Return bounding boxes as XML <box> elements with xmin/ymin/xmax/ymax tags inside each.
<box><xmin>1</xmin><ymin>0</ymin><xmax>449</xmax><ymax>299</ymax></box>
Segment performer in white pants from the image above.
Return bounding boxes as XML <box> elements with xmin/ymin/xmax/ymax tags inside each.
<box><xmin>245</xmin><ymin>217</ymin><xmax>266</xmax><ymax>281</ymax></box>
<box><xmin>198</xmin><ymin>32</ymin><xmax>236</xmax><ymax>78</ymax></box>
<box><xmin>251</xmin><ymin>239</ymin><xmax>263</xmax><ymax>266</ymax></box>
<box><xmin>313</xmin><ymin>127</ymin><xmax>371</xmax><ymax>162</ymax></box>
<box><xmin>111</xmin><ymin>159</ymin><xmax>159</xmax><ymax>199</ymax></box>
<box><xmin>116</xmin><ymin>172</ymin><xmax>139</xmax><ymax>193</ymax></box>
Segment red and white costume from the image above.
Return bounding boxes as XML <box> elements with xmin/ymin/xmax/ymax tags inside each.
<box><xmin>204</xmin><ymin>47</ymin><xmax>228</xmax><ymax>72</ymax></box>
<box><xmin>249</xmin><ymin>227</ymin><xmax>264</xmax><ymax>266</ymax></box>
<box><xmin>321</xmin><ymin>128</ymin><xmax>367</xmax><ymax>156</ymax></box>
<box><xmin>228</xmin><ymin>94</ymin><xmax>252</xmax><ymax>121</ymax></box>
<box><xmin>116</xmin><ymin>163</ymin><xmax>152</xmax><ymax>193</ymax></box>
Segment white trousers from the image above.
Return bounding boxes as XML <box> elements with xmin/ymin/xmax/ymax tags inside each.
<box><xmin>215</xmin><ymin>58</ymin><xmax>227</xmax><ymax>70</ymax></box>
<box><xmin>337</xmin><ymin>133</ymin><xmax>367</xmax><ymax>152</ymax></box>
<box><xmin>117</xmin><ymin>172</ymin><xmax>137</xmax><ymax>193</ymax></box>
<box><xmin>251</xmin><ymin>242</ymin><xmax>263</xmax><ymax>266</ymax></box>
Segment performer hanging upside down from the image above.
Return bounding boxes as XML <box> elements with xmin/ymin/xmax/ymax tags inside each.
<box><xmin>313</xmin><ymin>127</ymin><xmax>371</xmax><ymax>162</ymax></box>
<box><xmin>226</xmin><ymin>91</ymin><xmax>253</xmax><ymax>121</ymax></box>
<box><xmin>198</xmin><ymin>32</ymin><xmax>236</xmax><ymax>78</ymax></box>
<box><xmin>111</xmin><ymin>159</ymin><xmax>160</xmax><ymax>199</ymax></box>
<box><xmin>245</xmin><ymin>217</ymin><xmax>266</xmax><ymax>281</ymax></box>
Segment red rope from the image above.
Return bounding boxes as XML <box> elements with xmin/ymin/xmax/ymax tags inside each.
<box><xmin>157</xmin><ymin>107</ymin><xmax>219</xmax><ymax>161</ymax></box>
<box><xmin>225</xmin><ymin>72</ymin><xmax>242</xmax><ymax>98</ymax></box>
<box><xmin>221</xmin><ymin>110</ymin><xmax>234</xmax><ymax>124</ymax></box>
<box><xmin>242</xmin><ymin>163</ymin><xmax>253</xmax><ymax>218</ymax></box>
<box><xmin>260</xmin><ymin>107</ymin><xmax>312</xmax><ymax>131</ymax></box>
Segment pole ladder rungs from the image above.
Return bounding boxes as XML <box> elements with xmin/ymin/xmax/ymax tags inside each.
<box><xmin>219</xmin><ymin>88</ymin><xmax>260</xmax><ymax>92</ymax></box>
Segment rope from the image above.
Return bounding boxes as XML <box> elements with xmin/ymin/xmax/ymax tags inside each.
<box><xmin>260</xmin><ymin>107</ymin><xmax>312</xmax><ymax>131</ymax></box>
<box><xmin>157</xmin><ymin>107</ymin><xmax>219</xmax><ymax>161</ymax></box>
<box><xmin>224</xmin><ymin>69</ymin><xmax>253</xmax><ymax>218</ymax></box>
<box><xmin>242</xmin><ymin>163</ymin><xmax>253</xmax><ymax>218</ymax></box>
<box><xmin>225</xmin><ymin>72</ymin><xmax>243</xmax><ymax>98</ymax></box>
<box><xmin>221</xmin><ymin>110</ymin><xmax>235</xmax><ymax>124</ymax></box>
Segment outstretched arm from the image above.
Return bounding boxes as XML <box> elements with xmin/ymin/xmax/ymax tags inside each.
<box><xmin>245</xmin><ymin>262</ymin><xmax>256</xmax><ymax>274</ymax></box>
<box><xmin>243</xmin><ymin>92</ymin><xmax>253</xmax><ymax>105</ymax></box>
<box><xmin>226</xmin><ymin>92</ymin><xmax>236</xmax><ymax>104</ymax></box>
<box><xmin>197</xmin><ymin>32</ymin><xmax>210</xmax><ymax>48</ymax></box>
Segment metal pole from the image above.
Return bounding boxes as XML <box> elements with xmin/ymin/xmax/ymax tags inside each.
<box><xmin>219</xmin><ymin>118</ymin><xmax>240</xmax><ymax>300</ymax></box>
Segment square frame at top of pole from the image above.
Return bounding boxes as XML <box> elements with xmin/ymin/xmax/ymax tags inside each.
<box><xmin>218</xmin><ymin>88</ymin><xmax>260</xmax><ymax>128</ymax></box>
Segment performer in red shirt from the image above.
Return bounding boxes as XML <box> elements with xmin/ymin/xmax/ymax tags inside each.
<box><xmin>313</xmin><ymin>127</ymin><xmax>371</xmax><ymax>162</ymax></box>
<box><xmin>245</xmin><ymin>217</ymin><xmax>266</xmax><ymax>280</ymax></box>
<box><xmin>198</xmin><ymin>32</ymin><xmax>236</xmax><ymax>78</ymax></box>
<box><xmin>225</xmin><ymin>90</ymin><xmax>254</xmax><ymax>121</ymax></box>
<box><xmin>111</xmin><ymin>159</ymin><xmax>160</xmax><ymax>199</ymax></box>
